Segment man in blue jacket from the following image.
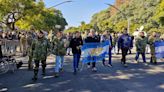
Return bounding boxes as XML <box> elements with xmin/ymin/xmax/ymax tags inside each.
<box><xmin>118</xmin><ymin>28</ymin><xmax>131</xmax><ymax>67</ymax></box>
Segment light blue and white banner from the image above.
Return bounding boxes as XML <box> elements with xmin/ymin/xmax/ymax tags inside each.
<box><xmin>81</xmin><ymin>41</ymin><xmax>110</xmax><ymax>63</ymax></box>
<box><xmin>154</xmin><ymin>41</ymin><xmax>164</xmax><ymax>59</ymax></box>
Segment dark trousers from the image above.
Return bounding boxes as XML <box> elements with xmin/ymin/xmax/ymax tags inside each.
<box><xmin>117</xmin><ymin>48</ymin><xmax>121</xmax><ymax>54</ymax></box>
<box><xmin>87</xmin><ymin>62</ymin><xmax>96</xmax><ymax>68</ymax></box>
<box><xmin>121</xmin><ymin>47</ymin><xmax>129</xmax><ymax>64</ymax></box>
<box><xmin>129</xmin><ymin>48</ymin><xmax>132</xmax><ymax>54</ymax></box>
<box><xmin>28</xmin><ymin>55</ymin><xmax>33</xmax><ymax>69</ymax></box>
<box><xmin>33</xmin><ymin>59</ymin><xmax>46</xmax><ymax>77</ymax></box>
<box><xmin>0</xmin><ymin>45</ymin><xmax>2</xmax><ymax>58</ymax></box>
<box><xmin>108</xmin><ymin>48</ymin><xmax>112</xmax><ymax>64</ymax></box>
<box><xmin>135</xmin><ymin>52</ymin><xmax>146</xmax><ymax>63</ymax></box>
<box><xmin>73</xmin><ymin>54</ymin><xmax>81</xmax><ymax>72</ymax></box>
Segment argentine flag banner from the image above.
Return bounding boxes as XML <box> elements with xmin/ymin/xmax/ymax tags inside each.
<box><xmin>81</xmin><ymin>41</ymin><xmax>110</xmax><ymax>63</ymax></box>
<box><xmin>154</xmin><ymin>41</ymin><xmax>164</xmax><ymax>59</ymax></box>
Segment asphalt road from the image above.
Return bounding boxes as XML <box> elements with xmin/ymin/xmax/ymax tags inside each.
<box><xmin>0</xmin><ymin>53</ymin><xmax>164</xmax><ymax>92</ymax></box>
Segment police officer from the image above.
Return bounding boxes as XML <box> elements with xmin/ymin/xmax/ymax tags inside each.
<box><xmin>31</xmin><ymin>31</ymin><xmax>49</xmax><ymax>81</ymax></box>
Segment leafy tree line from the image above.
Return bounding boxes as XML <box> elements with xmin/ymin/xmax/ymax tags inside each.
<box><xmin>0</xmin><ymin>0</ymin><xmax>67</xmax><ymax>31</ymax></box>
<box><xmin>65</xmin><ymin>0</ymin><xmax>164</xmax><ymax>34</ymax></box>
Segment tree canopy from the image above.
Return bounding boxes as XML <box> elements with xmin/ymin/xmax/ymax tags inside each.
<box><xmin>65</xmin><ymin>0</ymin><xmax>164</xmax><ymax>34</ymax></box>
<box><xmin>0</xmin><ymin>0</ymin><xmax>67</xmax><ymax>31</ymax></box>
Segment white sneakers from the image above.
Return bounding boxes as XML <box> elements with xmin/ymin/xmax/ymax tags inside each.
<box><xmin>92</xmin><ymin>67</ymin><xmax>97</xmax><ymax>72</ymax></box>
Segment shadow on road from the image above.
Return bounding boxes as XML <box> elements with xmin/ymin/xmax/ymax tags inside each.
<box><xmin>0</xmin><ymin>55</ymin><xmax>164</xmax><ymax>92</ymax></box>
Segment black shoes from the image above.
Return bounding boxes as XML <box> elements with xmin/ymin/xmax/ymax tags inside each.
<box><xmin>32</xmin><ymin>77</ymin><xmax>37</xmax><ymax>82</ymax></box>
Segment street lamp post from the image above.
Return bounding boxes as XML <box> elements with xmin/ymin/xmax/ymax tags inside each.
<box><xmin>48</xmin><ymin>0</ymin><xmax>73</xmax><ymax>9</ymax></box>
<box><xmin>48</xmin><ymin>0</ymin><xmax>73</xmax><ymax>31</ymax></box>
<box><xmin>105</xmin><ymin>3</ymin><xmax>130</xmax><ymax>33</ymax></box>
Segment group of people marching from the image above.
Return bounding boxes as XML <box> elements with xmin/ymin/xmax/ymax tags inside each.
<box><xmin>0</xmin><ymin>27</ymin><xmax>164</xmax><ymax>82</ymax></box>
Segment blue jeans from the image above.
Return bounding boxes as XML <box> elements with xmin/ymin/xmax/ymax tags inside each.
<box><xmin>73</xmin><ymin>54</ymin><xmax>81</xmax><ymax>72</ymax></box>
<box><xmin>135</xmin><ymin>52</ymin><xmax>146</xmax><ymax>63</ymax></box>
<box><xmin>54</xmin><ymin>56</ymin><xmax>64</xmax><ymax>73</ymax></box>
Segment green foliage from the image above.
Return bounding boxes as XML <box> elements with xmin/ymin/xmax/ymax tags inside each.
<box><xmin>0</xmin><ymin>0</ymin><xmax>67</xmax><ymax>31</ymax></box>
<box><xmin>85</xmin><ymin>0</ymin><xmax>164</xmax><ymax>34</ymax></box>
<box><xmin>78</xmin><ymin>21</ymin><xmax>93</xmax><ymax>32</ymax></box>
<box><xmin>64</xmin><ymin>27</ymin><xmax>79</xmax><ymax>33</ymax></box>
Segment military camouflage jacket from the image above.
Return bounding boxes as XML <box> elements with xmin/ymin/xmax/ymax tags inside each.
<box><xmin>31</xmin><ymin>37</ymin><xmax>49</xmax><ymax>60</ymax></box>
<box><xmin>51</xmin><ymin>36</ymin><xmax>69</xmax><ymax>56</ymax></box>
<box><xmin>148</xmin><ymin>36</ymin><xmax>161</xmax><ymax>53</ymax></box>
<box><xmin>135</xmin><ymin>36</ymin><xmax>148</xmax><ymax>53</ymax></box>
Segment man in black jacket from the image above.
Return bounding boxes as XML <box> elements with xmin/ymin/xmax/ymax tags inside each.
<box><xmin>70</xmin><ymin>31</ymin><xmax>83</xmax><ymax>75</ymax></box>
<box><xmin>85</xmin><ymin>29</ymin><xmax>100</xmax><ymax>72</ymax></box>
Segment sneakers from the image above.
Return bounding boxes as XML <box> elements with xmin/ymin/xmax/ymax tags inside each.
<box><xmin>123</xmin><ymin>64</ymin><xmax>128</xmax><ymax>67</ymax></box>
<box><xmin>87</xmin><ymin>65</ymin><xmax>91</xmax><ymax>69</ymax></box>
<box><xmin>76</xmin><ymin>68</ymin><xmax>80</xmax><ymax>71</ymax></box>
<box><xmin>106</xmin><ymin>64</ymin><xmax>113</xmax><ymax>67</ymax></box>
<box><xmin>32</xmin><ymin>77</ymin><xmax>37</xmax><ymax>82</ymax></box>
<box><xmin>59</xmin><ymin>68</ymin><xmax>64</xmax><ymax>73</ymax></box>
<box><xmin>143</xmin><ymin>62</ymin><xmax>148</xmax><ymax>66</ymax></box>
<box><xmin>53</xmin><ymin>73</ymin><xmax>59</xmax><ymax>78</ymax></box>
<box><xmin>92</xmin><ymin>67</ymin><xmax>97</xmax><ymax>72</ymax></box>
<box><xmin>135</xmin><ymin>60</ymin><xmax>139</xmax><ymax>64</ymax></box>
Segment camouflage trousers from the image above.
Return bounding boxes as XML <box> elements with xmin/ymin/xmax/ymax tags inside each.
<box><xmin>33</xmin><ymin>59</ymin><xmax>47</xmax><ymax>77</ymax></box>
<box><xmin>150</xmin><ymin>53</ymin><xmax>157</xmax><ymax>63</ymax></box>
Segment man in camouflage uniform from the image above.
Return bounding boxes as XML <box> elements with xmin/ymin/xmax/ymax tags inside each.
<box><xmin>148</xmin><ymin>32</ymin><xmax>160</xmax><ymax>64</ymax></box>
<box><xmin>51</xmin><ymin>31</ymin><xmax>69</xmax><ymax>77</ymax></box>
<box><xmin>31</xmin><ymin>31</ymin><xmax>49</xmax><ymax>81</ymax></box>
<box><xmin>27</xmin><ymin>31</ymin><xmax>34</xmax><ymax>70</ymax></box>
<box><xmin>135</xmin><ymin>32</ymin><xmax>148</xmax><ymax>64</ymax></box>
<box><xmin>20</xmin><ymin>32</ymin><xmax>27</xmax><ymax>56</ymax></box>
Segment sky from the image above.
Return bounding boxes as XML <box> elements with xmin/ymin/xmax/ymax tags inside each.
<box><xmin>44</xmin><ymin>0</ymin><xmax>115</xmax><ymax>27</ymax></box>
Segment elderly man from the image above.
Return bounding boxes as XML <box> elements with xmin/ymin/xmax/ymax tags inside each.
<box><xmin>85</xmin><ymin>29</ymin><xmax>100</xmax><ymax>72</ymax></box>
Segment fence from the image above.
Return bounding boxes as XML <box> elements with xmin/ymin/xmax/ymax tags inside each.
<box><xmin>1</xmin><ymin>39</ymin><xmax>20</xmax><ymax>56</ymax></box>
